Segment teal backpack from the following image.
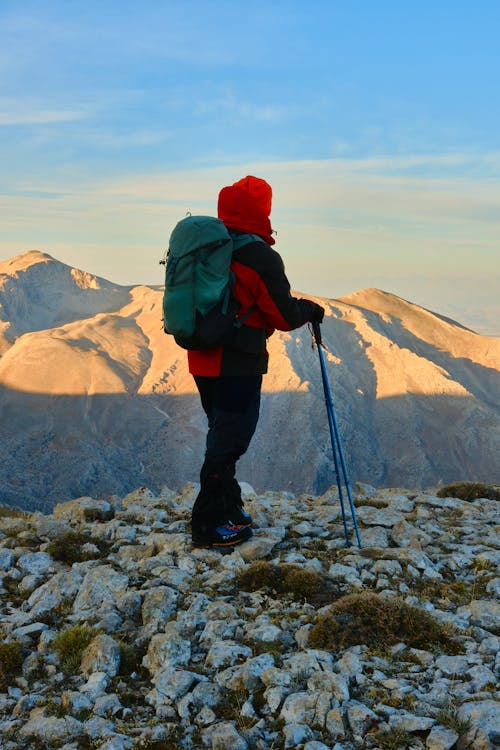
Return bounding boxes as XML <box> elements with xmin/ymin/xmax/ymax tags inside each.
<box><xmin>162</xmin><ymin>215</ymin><xmax>258</xmax><ymax>350</ymax></box>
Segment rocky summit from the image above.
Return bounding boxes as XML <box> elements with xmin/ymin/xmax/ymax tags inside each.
<box><xmin>0</xmin><ymin>483</ymin><xmax>499</xmax><ymax>750</ymax></box>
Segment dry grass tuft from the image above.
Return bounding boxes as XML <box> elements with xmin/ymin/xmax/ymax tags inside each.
<box><xmin>373</xmin><ymin>725</ymin><xmax>412</xmax><ymax>750</ymax></box>
<box><xmin>0</xmin><ymin>505</ymin><xmax>28</xmax><ymax>519</ymax></box>
<box><xmin>437</xmin><ymin>481</ymin><xmax>499</xmax><ymax>502</ymax></box>
<box><xmin>309</xmin><ymin>591</ymin><xmax>463</xmax><ymax>654</ymax></box>
<box><xmin>238</xmin><ymin>560</ymin><xmax>340</xmax><ymax>604</ymax></box>
<box><xmin>52</xmin><ymin>624</ymin><xmax>96</xmax><ymax>674</ymax></box>
<box><xmin>46</xmin><ymin>531</ymin><xmax>111</xmax><ymax>564</ymax></box>
<box><xmin>0</xmin><ymin>641</ymin><xmax>24</xmax><ymax>690</ymax></box>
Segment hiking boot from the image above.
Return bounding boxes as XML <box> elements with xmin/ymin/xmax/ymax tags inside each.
<box><xmin>226</xmin><ymin>503</ymin><xmax>252</xmax><ymax>527</ymax></box>
<box><xmin>192</xmin><ymin>522</ymin><xmax>252</xmax><ymax>549</ymax></box>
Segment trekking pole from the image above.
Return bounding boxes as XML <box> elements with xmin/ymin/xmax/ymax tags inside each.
<box><xmin>312</xmin><ymin>322</ymin><xmax>362</xmax><ymax>549</ymax></box>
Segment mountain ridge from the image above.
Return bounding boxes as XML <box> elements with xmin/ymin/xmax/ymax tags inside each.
<box><xmin>0</xmin><ymin>251</ymin><xmax>499</xmax><ymax>511</ymax></box>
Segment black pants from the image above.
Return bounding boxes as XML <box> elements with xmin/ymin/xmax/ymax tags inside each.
<box><xmin>192</xmin><ymin>374</ymin><xmax>262</xmax><ymax>528</ymax></box>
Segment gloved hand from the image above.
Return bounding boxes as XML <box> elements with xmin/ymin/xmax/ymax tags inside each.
<box><xmin>301</xmin><ymin>299</ymin><xmax>325</xmax><ymax>323</ymax></box>
<box><xmin>311</xmin><ymin>302</ymin><xmax>325</xmax><ymax>323</ymax></box>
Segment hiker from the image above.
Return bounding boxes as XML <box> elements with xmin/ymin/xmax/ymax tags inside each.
<box><xmin>189</xmin><ymin>175</ymin><xmax>325</xmax><ymax>548</ymax></box>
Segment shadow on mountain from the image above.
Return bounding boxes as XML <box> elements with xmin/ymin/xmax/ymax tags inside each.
<box><xmin>1</xmin><ymin>385</ymin><xmax>498</xmax><ymax>513</ymax></box>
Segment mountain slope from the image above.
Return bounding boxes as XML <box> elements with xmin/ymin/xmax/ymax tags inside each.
<box><xmin>0</xmin><ymin>252</ymin><xmax>498</xmax><ymax>511</ymax></box>
<box><xmin>0</xmin><ymin>251</ymin><xmax>131</xmax><ymax>355</ymax></box>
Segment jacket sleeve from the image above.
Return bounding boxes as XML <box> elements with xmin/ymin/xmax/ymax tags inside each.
<box><xmin>250</xmin><ymin>245</ymin><xmax>319</xmax><ymax>331</ymax></box>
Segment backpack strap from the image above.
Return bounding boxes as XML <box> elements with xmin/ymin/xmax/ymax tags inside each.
<box><xmin>229</xmin><ymin>230</ymin><xmax>264</xmax><ymax>249</ymax></box>
<box><xmin>234</xmin><ymin>305</ymin><xmax>257</xmax><ymax>328</ymax></box>
<box><xmin>228</xmin><ymin>230</ymin><xmax>263</xmax><ymax>328</ymax></box>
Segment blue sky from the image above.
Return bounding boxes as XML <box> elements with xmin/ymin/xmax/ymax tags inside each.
<box><xmin>1</xmin><ymin>0</ymin><xmax>499</xmax><ymax>333</ymax></box>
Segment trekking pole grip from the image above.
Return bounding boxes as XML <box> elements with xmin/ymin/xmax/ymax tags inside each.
<box><xmin>312</xmin><ymin>321</ymin><xmax>322</xmax><ymax>346</ymax></box>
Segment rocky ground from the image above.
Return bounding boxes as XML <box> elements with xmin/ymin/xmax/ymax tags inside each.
<box><xmin>0</xmin><ymin>483</ymin><xmax>498</xmax><ymax>750</ymax></box>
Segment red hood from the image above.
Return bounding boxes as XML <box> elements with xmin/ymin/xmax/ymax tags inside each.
<box><xmin>217</xmin><ymin>175</ymin><xmax>275</xmax><ymax>245</ymax></box>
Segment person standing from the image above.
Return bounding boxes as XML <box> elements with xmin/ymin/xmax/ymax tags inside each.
<box><xmin>189</xmin><ymin>175</ymin><xmax>324</xmax><ymax>548</ymax></box>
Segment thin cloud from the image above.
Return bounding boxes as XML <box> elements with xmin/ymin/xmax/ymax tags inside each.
<box><xmin>0</xmin><ymin>108</ymin><xmax>86</xmax><ymax>126</ymax></box>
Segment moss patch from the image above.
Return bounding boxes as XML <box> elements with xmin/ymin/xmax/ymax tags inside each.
<box><xmin>437</xmin><ymin>482</ymin><xmax>500</xmax><ymax>502</ymax></box>
<box><xmin>309</xmin><ymin>592</ymin><xmax>463</xmax><ymax>654</ymax></box>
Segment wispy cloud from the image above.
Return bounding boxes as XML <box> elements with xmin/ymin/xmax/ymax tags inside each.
<box><xmin>0</xmin><ymin>104</ymin><xmax>87</xmax><ymax>126</ymax></box>
<box><xmin>1</xmin><ymin>151</ymin><xmax>498</xmax><ymax>333</ymax></box>
<box><xmin>3</xmin><ymin>152</ymin><xmax>499</xmax><ymax>260</ymax></box>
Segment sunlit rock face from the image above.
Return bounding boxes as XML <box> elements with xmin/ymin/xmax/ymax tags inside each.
<box><xmin>1</xmin><ymin>251</ymin><xmax>499</xmax><ymax>511</ymax></box>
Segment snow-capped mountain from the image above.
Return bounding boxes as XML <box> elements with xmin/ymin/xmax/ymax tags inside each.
<box><xmin>1</xmin><ymin>251</ymin><xmax>499</xmax><ymax>511</ymax></box>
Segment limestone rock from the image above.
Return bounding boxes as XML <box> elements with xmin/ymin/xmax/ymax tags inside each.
<box><xmin>307</xmin><ymin>671</ymin><xmax>349</xmax><ymax>701</ymax></box>
<box><xmin>80</xmin><ymin>634</ymin><xmax>121</xmax><ymax>677</ymax></box>
<box><xmin>204</xmin><ymin>721</ymin><xmax>249</xmax><ymax>750</ymax></box>
<box><xmin>457</xmin><ymin>600</ymin><xmax>500</xmax><ymax>632</ymax></box>
<box><xmin>30</xmin><ymin>513</ymin><xmax>72</xmax><ymax>540</ymax></box>
<box><xmin>61</xmin><ymin>690</ymin><xmax>94</xmax><ymax>716</ymax></box>
<box><xmin>426</xmin><ymin>725</ymin><xmax>459</xmax><ymax>750</ymax></box>
<box><xmin>149</xmin><ymin>667</ymin><xmax>202</xmax><ymax>705</ymax></box>
<box><xmin>72</xmin><ymin>565</ymin><xmax>128</xmax><ymax>617</ymax></box>
<box><xmin>25</xmin><ymin>568</ymin><xmax>83</xmax><ymax>618</ymax></box>
<box><xmin>458</xmin><ymin>700</ymin><xmax>500</xmax><ymax>744</ymax></box>
<box><xmin>205</xmin><ymin>640</ymin><xmax>253</xmax><ymax>670</ymax></box>
<box><xmin>355</xmin><ymin>506</ymin><xmax>404</xmax><ymax>527</ymax></box>
<box><xmin>346</xmin><ymin>700</ymin><xmax>378</xmax><ymax>736</ymax></box>
<box><xmin>143</xmin><ymin>627</ymin><xmax>191</xmax><ymax>675</ymax></box>
<box><xmin>283</xmin><ymin>723</ymin><xmax>314</xmax><ymax>748</ymax></box>
<box><xmin>215</xmin><ymin>653</ymin><xmax>275</xmax><ymax>691</ymax></box>
<box><xmin>395</xmin><ymin>713</ymin><xmax>435</xmax><ymax>732</ymax></box>
<box><xmin>93</xmin><ymin>693</ymin><xmax>123</xmax><ymax>718</ymax></box>
<box><xmin>280</xmin><ymin>691</ymin><xmax>319</xmax><ymax>725</ymax></box>
<box><xmin>17</xmin><ymin>551</ymin><xmax>53</xmax><ymax>576</ymax></box>
<box><xmin>53</xmin><ymin>497</ymin><xmax>114</xmax><ymax>523</ymax></box>
<box><xmin>238</xmin><ymin>528</ymin><xmax>285</xmax><ymax>561</ymax></box>
<box><xmin>141</xmin><ymin>585</ymin><xmax>179</xmax><ymax>633</ymax></box>
<box><xmin>80</xmin><ymin>671</ymin><xmax>110</xmax><ymax>700</ymax></box>
<box><xmin>0</xmin><ymin>548</ymin><xmax>15</xmax><ymax>570</ymax></box>
<box><xmin>435</xmin><ymin>655</ymin><xmax>470</xmax><ymax>677</ymax></box>
<box><xmin>20</xmin><ymin>713</ymin><xmax>84</xmax><ymax>744</ymax></box>
<box><xmin>390</xmin><ymin>519</ymin><xmax>432</xmax><ymax>547</ymax></box>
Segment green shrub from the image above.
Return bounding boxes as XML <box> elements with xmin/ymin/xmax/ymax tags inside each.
<box><xmin>437</xmin><ymin>482</ymin><xmax>500</xmax><ymax>502</ymax></box>
<box><xmin>309</xmin><ymin>592</ymin><xmax>462</xmax><ymax>654</ymax></box>
<box><xmin>52</xmin><ymin>625</ymin><xmax>96</xmax><ymax>674</ymax></box>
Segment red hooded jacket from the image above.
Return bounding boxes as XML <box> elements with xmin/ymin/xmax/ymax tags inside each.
<box><xmin>187</xmin><ymin>176</ymin><xmax>320</xmax><ymax>377</ymax></box>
